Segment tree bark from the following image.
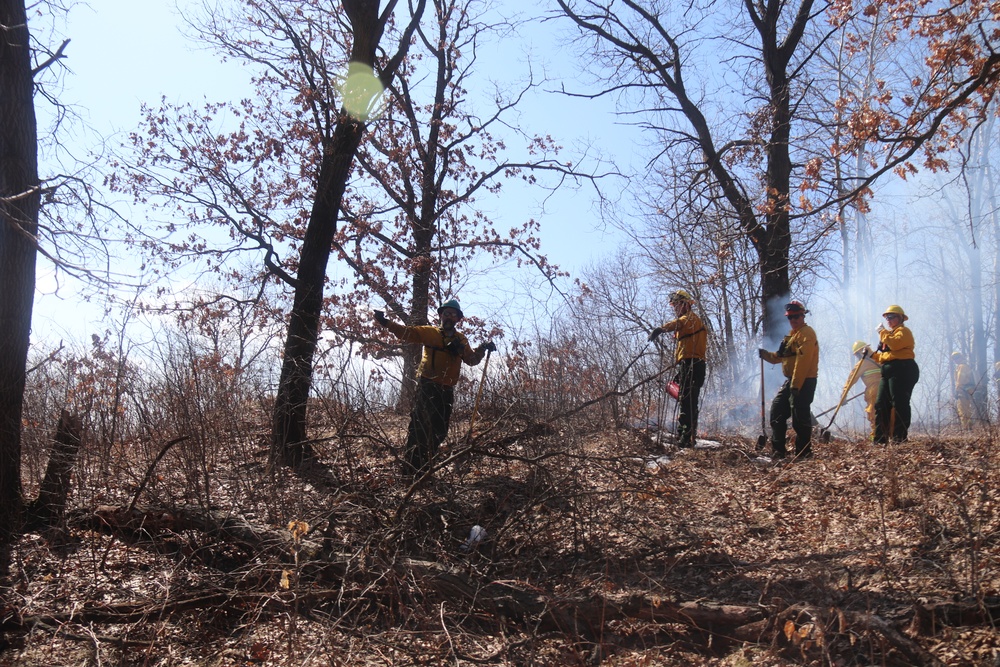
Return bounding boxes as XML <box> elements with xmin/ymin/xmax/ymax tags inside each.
<box><xmin>270</xmin><ymin>0</ymin><xmax>426</xmax><ymax>467</ymax></box>
<box><xmin>26</xmin><ymin>410</ymin><xmax>82</xmax><ymax>529</ymax></box>
<box><xmin>0</xmin><ymin>0</ymin><xmax>40</xmax><ymax>581</ymax></box>
<box><xmin>271</xmin><ymin>120</ymin><xmax>367</xmax><ymax>468</ymax></box>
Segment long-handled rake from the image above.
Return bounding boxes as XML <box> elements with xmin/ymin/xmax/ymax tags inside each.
<box><xmin>818</xmin><ymin>391</ymin><xmax>865</xmax><ymax>443</ymax></box>
<box><xmin>819</xmin><ymin>350</ymin><xmax>869</xmax><ymax>443</ymax></box>
<box><xmin>453</xmin><ymin>348</ymin><xmax>492</xmax><ymax>478</ymax></box>
<box><xmin>656</xmin><ymin>346</ymin><xmax>669</xmax><ymax>442</ymax></box>
<box><xmin>465</xmin><ymin>348</ymin><xmax>492</xmax><ymax>444</ymax></box>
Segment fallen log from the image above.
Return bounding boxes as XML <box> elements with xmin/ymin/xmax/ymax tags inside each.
<box><xmin>731</xmin><ymin>602</ymin><xmax>944</xmax><ymax>667</ymax></box>
<box><xmin>401</xmin><ymin>558</ymin><xmax>764</xmax><ymax>638</ymax></box>
<box><xmin>1</xmin><ymin>588</ymin><xmax>343</xmax><ymax>634</ymax></box>
<box><xmin>909</xmin><ymin>596</ymin><xmax>1000</xmax><ymax>635</ymax></box>
<box><xmin>70</xmin><ymin>504</ymin><xmax>325</xmax><ymax>562</ymax></box>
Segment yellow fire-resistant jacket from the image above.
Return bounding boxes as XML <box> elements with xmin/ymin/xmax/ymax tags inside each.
<box><xmin>873</xmin><ymin>324</ymin><xmax>915</xmax><ymax>362</ymax></box>
<box><xmin>659</xmin><ymin>311</ymin><xmax>707</xmax><ymax>362</ymax></box>
<box><xmin>382</xmin><ymin>321</ymin><xmax>485</xmax><ymax>387</ymax></box>
<box><xmin>955</xmin><ymin>363</ymin><xmax>975</xmax><ymax>395</ymax></box>
<box><xmin>761</xmin><ymin>324</ymin><xmax>819</xmax><ymax>391</ymax></box>
<box><xmin>845</xmin><ymin>356</ymin><xmax>881</xmax><ymax>393</ymax></box>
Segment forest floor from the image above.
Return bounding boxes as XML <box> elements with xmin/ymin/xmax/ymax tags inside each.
<box><xmin>2</xmin><ymin>412</ymin><xmax>999</xmax><ymax>666</ymax></box>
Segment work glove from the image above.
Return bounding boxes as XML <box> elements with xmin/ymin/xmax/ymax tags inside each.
<box><xmin>445</xmin><ymin>338</ymin><xmax>465</xmax><ymax>356</ymax></box>
<box><xmin>648</xmin><ymin>327</ymin><xmax>664</xmax><ymax>342</ymax></box>
<box><xmin>478</xmin><ymin>341</ymin><xmax>497</xmax><ymax>353</ymax></box>
<box><xmin>757</xmin><ymin>348</ymin><xmax>769</xmax><ymax>359</ymax></box>
<box><xmin>373</xmin><ymin>309</ymin><xmax>389</xmax><ymax>326</ymax></box>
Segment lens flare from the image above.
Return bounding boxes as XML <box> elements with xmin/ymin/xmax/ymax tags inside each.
<box><xmin>339</xmin><ymin>62</ymin><xmax>384</xmax><ymax>121</ymax></box>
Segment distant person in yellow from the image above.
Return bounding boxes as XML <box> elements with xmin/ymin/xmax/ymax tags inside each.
<box><xmin>872</xmin><ymin>305</ymin><xmax>919</xmax><ymax>443</ymax></box>
<box><xmin>649</xmin><ymin>289</ymin><xmax>708</xmax><ymax>448</ymax></box>
<box><xmin>843</xmin><ymin>341</ymin><xmax>880</xmax><ymax>438</ymax></box>
<box><xmin>951</xmin><ymin>351</ymin><xmax>976</xmax><ymax>430</ymax></box>
<box><xmin>759</xmin><ymin>300</ymin><xmax>818</xmax><ymax>459</ymax></box>
<box><xmin>994</xmin><ymin>361</ymin><xmax>1000</xmax><ymax>411</ymax></box>
<box><xmin>374</xmin><ymin>299</ymin><xmax>495</xmax><ymax>476</ymax></box>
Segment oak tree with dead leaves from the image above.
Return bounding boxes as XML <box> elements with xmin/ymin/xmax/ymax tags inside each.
<box><xmin>113</xmin><ymin>0</ymin><xmax>429</xmax><ymax>468</ymax></box>
<box><xmin>556</xmin><ymin>0</ymin><xmax>1000</xmax><ymax>337</ymax></box>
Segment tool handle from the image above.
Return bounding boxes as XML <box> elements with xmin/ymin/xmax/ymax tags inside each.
<box><xmin>465</xmin><ymin>349</ymin><xmax>492</xmax><ymax>443</ymax></box>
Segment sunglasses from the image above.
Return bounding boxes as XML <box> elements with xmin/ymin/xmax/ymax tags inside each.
<box><xmin>786</xmin><ymin>313</ymin><xmax>804</xmax><ymax>320</ymax></box>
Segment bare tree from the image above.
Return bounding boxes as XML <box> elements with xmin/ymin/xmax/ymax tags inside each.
<box><xmin>0</xmin><ymin>0</ymin><xmax>40</xmax><ymax>580</ymax></box>
<box><xmin>340</xmin><ymin>0</ymin><xmax>591</xmax><ymax>410</ymax></box>
<box><xmin>555</xmin><ymin>0</ymin><xmax>1000</xmax><ymax>339</ymax></box>
<box><xmin>114</xmin><ymin>0</ymin><xmax>428</xmax><ymax>468</ymax></box>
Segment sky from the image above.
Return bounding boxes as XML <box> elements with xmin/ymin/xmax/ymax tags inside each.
<box><xmin>31</xmin><ymin>0</ymin><xmax>633</xmax><ymax>344</ymax></box>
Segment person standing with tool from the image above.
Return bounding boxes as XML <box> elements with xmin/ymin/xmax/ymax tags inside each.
<box><xmin>373</xmin><ymin>299</ymin><xmax>496</xmax><ymax>477</ymax></box>
<box><xmin>871</xmin><ymin>305</ymin><xmax>919</xmax><ymax>443</ymax></box>
<box><xmin>648</xmin><ymin>289</ymin><xmax>707</xmax><ymax>448</ymax></box>
<box><xmin>844</xmin><ymin>341</ymin><xmax>881</xmax><ymax>439</ymax></box>
<box><xmin>758</xmin><ymin>300</ymin><xmax>819</xmax><ymax>460</ymax></box>
<box><xmin>950</xmin><ymin>351</ymin><xmax>976</xmax><ymax>430</ymax></box>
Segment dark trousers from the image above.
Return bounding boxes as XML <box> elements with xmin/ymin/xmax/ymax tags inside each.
<box><xmin>770</xmin><ymin>377</ymin><xmax>816</xmax><ymax>457</ymax></box>
<box><xmin>675</xmin><ymin>358</ymin><xmax>706</xmax><ymax>446</ymax></box>
<box><xmin>404</xmin><ymin>378</ymin><xmax>454</xmax><ymax>475</ymax></box>
<box><xmin>874</xmin><ymin>359</ymin><xmax>919</xmax><ymax>443</ymax></box>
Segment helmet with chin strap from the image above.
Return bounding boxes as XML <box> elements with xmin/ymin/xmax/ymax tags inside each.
<box><xmin>669</xmin><ymin>289</ymin><xmax>694</xmax><ymax>304</ymax></box>
<box><xmin>437</xmin><ymin>299</ymin><xmax>464</xmax><ymax>319</ymax></box>
<box><xmin>882</xmin><ymin>304</ymin><xmax>908</xmax><ymax>321</ymax></box>
<box><xmin>784</xmin><ymin>300</ymin><xmax>808</xmax><ymax>316</ymax></box>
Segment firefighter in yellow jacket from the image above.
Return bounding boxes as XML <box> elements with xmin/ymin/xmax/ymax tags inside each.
<box><xmin>374</xmin><ymin>299</ymin><xmax>495</xmax><ymax>475</ymax></box>
<box><xmin>872</xmin><ymin>304</ymin><xmax>919</xmax><ymax>443</ymax></box>
<box><xmin>758</xmin><ymin>300</ymin><xmax>819</xmax><ymax>459</ymax></box>
<box><xmin>649</xmin><ymin>289</ymin><xmax>708</xmax><ymax>448</ymax></box>
<box><xmin>844</xmin><ymin>341</ymin><xmax>881</xmax><ymax>438</ymax></box>
<box><xmin>951</xmin><ymin>351</ymin><xmax>976</xmax><ymax>430</ymax></box>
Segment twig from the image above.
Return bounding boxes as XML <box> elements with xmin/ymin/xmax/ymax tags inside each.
<box><xmin>127</xmin><ymin>436</ymin><xmax>190</xmax><ymax>513</ymax></box>
<box><xmin>440</xmin><ymin>602</ymin><xmax>459</xmax><ymax>667</ymax></box>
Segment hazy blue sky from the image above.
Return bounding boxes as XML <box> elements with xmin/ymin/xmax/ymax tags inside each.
<box><xmin>33</xmin><ymin>0</ymin><xmax>633</xmax><ymax>339</ymax></box>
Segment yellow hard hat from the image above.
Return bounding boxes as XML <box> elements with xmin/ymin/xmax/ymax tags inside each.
<box><xmin>882</xmin><ymin>304</ymin><xmax>908</xmax><ymax>321</ymax></box>
<box><xmin>852</xmin><ymin>341</ymin><xmax>868</xmax><ymax>355</ymax></box>
<box><xmin>669</xmin><ymin>289</ymin><xmax>694</xmax><ymax>303</ymax></box>
<box><xmin>951</xmin><ymin>351</ymin><xmax>965</xmax><ymax>360</ymax></box>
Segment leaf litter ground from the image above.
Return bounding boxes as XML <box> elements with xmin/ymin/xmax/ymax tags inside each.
<box><xmin>3</xmin><ymin>415</ymin><xmax>999</xmax><ymax>666</ymax></box>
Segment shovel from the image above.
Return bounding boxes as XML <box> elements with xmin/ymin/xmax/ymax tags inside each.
<box><xmin>756</xmin><ymin>356</ymin><xmax>767</xmax><ymax>450</ymax></box>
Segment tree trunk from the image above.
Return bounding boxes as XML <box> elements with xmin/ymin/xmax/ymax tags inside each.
<box><xmin>394</xmin><ymin>259</ymin><xmax>433</xmax><ymax>413</ymax></box>
<box><xmin>0</xmin><ymin>0</ymin><xmax>40</xmax><ymax>581</ymax></box>
<box><xmin>271</xmin><ymin>120</ymin><xmax>366</xmax><ymax>468</ymax></box>
<box><xmin>759</xmin><ymin>19</ymin><xmax>798</xmax><ymax>338</ymax></box>
<box><xmin>26</xmin><ymin>410</ymin><xmax>82</xmax><ymax>529</ymax></box>
<box><xmin>270</xmin><ymin>0</ymin><xmax>426</xmax><ymax>467</ymax></box>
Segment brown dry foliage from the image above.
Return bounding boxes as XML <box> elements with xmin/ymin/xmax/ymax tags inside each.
<box><xmin>3</xmin><ymin>405</ymin><xmax>1000</xmax><ymax>666</ymax></box>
